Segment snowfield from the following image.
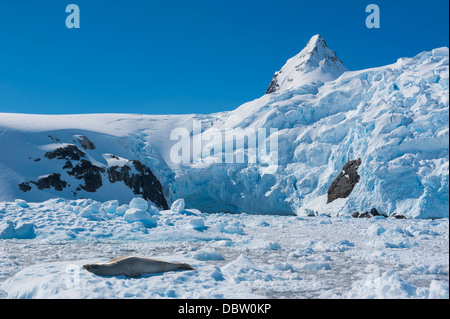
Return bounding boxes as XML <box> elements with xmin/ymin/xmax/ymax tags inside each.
<box><xmin>0</xmin><ymin>198</ymin><xmax>448</xmax><ymax>299</ymax></box>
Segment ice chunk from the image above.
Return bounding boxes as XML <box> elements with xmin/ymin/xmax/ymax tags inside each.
<box><xmin>188</xmin><ymin>217</ymin><xmax>207</xmax><ymax>231</ymax></box>
<box><xmin>271</xmin><ymin>262</ymin><xmax>293</xmax><ymax>271</ymax></box>
<box><xmin>344</xmin><ymin>270</ymin><xmax>426</xmax><ymax>299</ymax></box>
<box><xmin>0</xmin><ymin>220</ymin><xmax>36</xmax><ymax>239</ymax></box>
<box><xmin>289</xmin><ymin>247</ymin><xmax>314</xmax><ymax>258</ymax></box>
<box><xmin>123</xmin><ymin>208</ymin><xmax>157</xmax><ymax>227</ymax></box>
<box><xmin>266</xmin><ymin>241</ymin><xmax>281</xmax><ymax>250</ymax></box>
<box><xmin>0</xmin><ymin>221</ymin><xmax>19</xmax><ymax>239</ymax></box>
<box><xmin>212</xmin><ymin>240</ymin><xmax>234</xmax><ymax>247</ymax></box>
<box><xmin>217</xmin><ymin>221</ymin><xmax>245</xmax><ymax>235</ymax></box>
<box><xmin>367</xmin><ymin>225</ymin><xmax>386</xmax><ymax>236</ymax></box>
<box><xmin>192</xmin><ymin>248</ymin><xmax>225</xmax><ymax>261</ymax></box>
<box><xmin>15</xmin><ymin>199</ymin><xmax>29</xmax><ymax>208</ymax></box>
<box><xmin>115</xmin><ymin>204</ymin><xmax>129</xmax><ymax>216</ymax></box>
<box><xmin>171</xmin><ymin>198</ymin><xmax>185</xmax><ymax>212</ymax></box>
<box><xmin>148</xmin><ymin>204</ymin><xmax>160</xmax><ymax>215</ymax></box>
<box><xmin>101</xmin><ymin>200</ymin><xmax>119</xmax><ymax>214</ymax></box>
<box><xmin>78</xmin><ymin>203</ymin><xmax>103</xmax><ymax>220</ymax></box>
<box><xmin>313</xmin><ymin>240</ymin><xmax>355</xmax><ymax>252</ymax></box>
<box><xmin>210</xmin><ymin>267</ymin><xmax>225</xmax><ymax>281</ymax></box>
<box><xmin>221</xmin><ymin>255</ymin><xmax>271</xmax><ymax>282</ymax></box>
<box><xmin>129</xmin><ymin>198</ymin><xmax>148</xmax><ymax>211</ymax></box>
<box><xmin>299</xmin><ymin>262</ymin><xmax>331</xmax><ymax>271</ymax></box>
<box><xmin>428</xmin><ymin>280</ymin><xmax>449</xmax><ymax>299</ymax></box>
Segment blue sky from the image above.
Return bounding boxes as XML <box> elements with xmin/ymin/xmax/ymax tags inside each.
<box><xmin>0</xmin><ymin>0</ymin><xmax>448</xmax><ymax>115</ymax></box>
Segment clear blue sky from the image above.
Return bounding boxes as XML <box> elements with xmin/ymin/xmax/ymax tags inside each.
<box><xmin>0</xmin><ymin>0</ymin><xmax>448</xmax><ymax>115</ymax></box>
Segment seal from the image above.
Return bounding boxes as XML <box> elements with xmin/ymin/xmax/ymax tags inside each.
<box><xmin>82</xmin><ymin>256</ymin><xmax>195</xmax><ymax>278</ymax></box>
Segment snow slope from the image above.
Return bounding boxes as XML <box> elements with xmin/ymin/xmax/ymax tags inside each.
<box><xmin>0</xmin><ymin>35</ymin><xmax>448</xmax><ymax>218</ymax></box>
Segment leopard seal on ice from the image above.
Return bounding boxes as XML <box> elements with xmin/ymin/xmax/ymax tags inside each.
<box><xmin>82</xmin><ymin>256</ymin><xmax>195</xmax><ymax>278</ymax></box>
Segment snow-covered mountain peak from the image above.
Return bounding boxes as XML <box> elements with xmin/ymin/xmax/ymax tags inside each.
<box><xmin>303</xmin><ymin>34</ymin><xmax>328</xmax><ymax>53</ymax></box>
<box><xmin>266</xmin><ymin>34</ymin><xmax>348</xmax><ymax>94</ymax></box>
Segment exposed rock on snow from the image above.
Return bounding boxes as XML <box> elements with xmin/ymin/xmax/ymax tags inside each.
<box><xmin>44</xmin><ymin>144</ymin><xmax>86</xmax><ymax>161</ymax></box>
<box><xmin>18</xmin><ymin>183</ymin><xmax>32</xmax><ymax>192</ymax></box>
<box><xmin>68</xmin><ymin>160</ymin><xmax>105</xmax><ymax>193</ymax></box>
<box><xmin>13</xmin><ymin>136</ymin><xmax>169</xmax><ymax>209</ymax></box>
<box><xmin>20</xmin><ymin>174</ymin><xmax>68</xmax><ymax>192</ymax></box>
<box><xmin>24</xmin><ymin>144</ymin><xmax>104</xmax><ymax>193</ymax></box>
<box><xmin>327</xmin><ymin>159</ymin><xmax>362</xmax><ymax>204</ymax></box>
<box><xmin>352</xmin><ymin>208</ymin><xmax>388</xmax><ymax>218</ymax></box>
<box><xmin>107</xmin><ymin>160</ymin><xmax>168</xmax><ymax>210</ymax></box>
<box><xmin>74</xmin><ymin>135</ymin><xmax>96</xmax><ymax>150</ymax></box>
<box><xmin>31</xmin><ymin>173</ymin><xmax>68</xmax><ymax>192</ymax></box>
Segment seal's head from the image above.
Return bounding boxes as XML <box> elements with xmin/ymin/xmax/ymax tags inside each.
<box><xmin>83</xmin><ymin>263</ymin><xmax>103</xmax><ymax>274</ymax></box>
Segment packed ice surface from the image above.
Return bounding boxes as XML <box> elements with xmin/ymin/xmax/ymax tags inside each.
<box><xmin>0</xmin><ymin>42</ymin><xmax>448</xmax><ymax>219</ymax></box>
<box><xmin>0</xmin><ymin>198</ymin><xmax>448</xmax><ymax>299</ymax></box>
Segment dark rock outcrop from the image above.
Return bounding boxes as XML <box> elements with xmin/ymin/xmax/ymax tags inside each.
<box><xmin>107</xmin><ymin>160</ymin><xmax>169</xmax><ymax>210</ymax></box>
<box><xmin>74</xmin><ymin>135</ymin><xmax>96</xmax><ymax>150</ymax></box>
<box><xmin>327</xmin><ymin>159</ymin><xmax>362</xmax><ymax>204</ymax></box>
<box><xmin>351</xmin><ymin>208</ymin><xmax>389</xmax><ymax>219</ymax></box>
<box><xmin>359</xmin><ymin>212</ymin><xmax>372</xmax><ymax>218</ymax></box>
<box><xmin>266</xmin><ymin>72</ymin><xmax>280</xmax><ymax>94</ymax></box>
<box><xmin>351</xmin><ymin>211</ymin><xmax>360</xmax><ymax>218</ymax></box>
<box><xmin>18</xmin><ymin>137</ymin><xmax>169</xmax><ymax>209</ymax></box>
<box><xmin>42</xmin><ymin>144</ymin><xmax>103</xmax><ymax>193</ymax></box>
<box><xmin>44</xmin><ymin>145</ymin><xmax>86</xmax><ymax>161</ymax></box>
<box><xmin>63</xmin><ymin>160</ymin><xmax>73</xmax><ymax>170</ymax></box>
<box><xmin>67</xmin><ymin>160</ymin><xmax>105</xmax><ymax>193</ymax></box>
<box><xmin>30</xmin><ymin>173</ymin><xmax>67</xmax><ymax>191</ymax></box>
<box><xmin>351</xmin><ymin>211</ymin><xmax>373</xmax><ymax>218</ymax></box>
<box><xmin>48</xmin><ymin>135</ymin><xmax>61</xmax><ymax>142</ymax></box>
<box><xmin>18</xmin><ymin>182</ymin><xmax>32</xmax><ymax>192</ymax></box>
